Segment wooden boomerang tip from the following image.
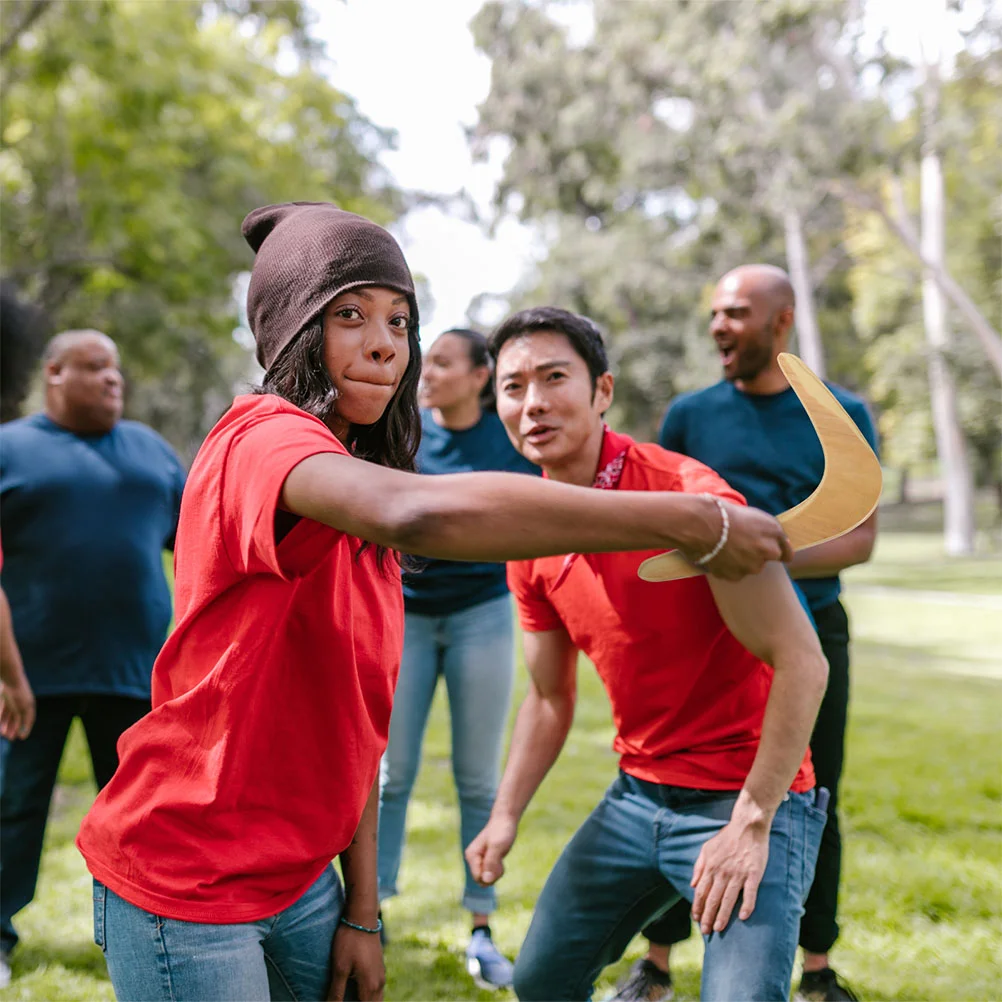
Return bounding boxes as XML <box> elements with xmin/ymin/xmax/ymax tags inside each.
<box><xmin>638</xmin><ymin>353</ymin><xmax>882</xmax><ymax>583</ymax></box>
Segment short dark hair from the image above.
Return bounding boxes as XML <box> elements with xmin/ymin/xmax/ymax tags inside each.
<box><xmin>488</xmin><ymin>307</ymin><xmax>609</xmax><ymax>390</ymax></box>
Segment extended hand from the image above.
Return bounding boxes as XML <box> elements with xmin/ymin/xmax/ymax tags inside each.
<box><xmin>690</xmin><ymin>815</ymin><xmax>770</xmax><ymax>934</ymax></box>
<box><xmin>327</xmin><ymin>926</ymin><xmax>384</xmax><ymax>1001</ymax></box>
<box><xmin>465</xmin><ymin>814</ymin><xmax>518</xmax><ymax>887</ymax></box>
<box><xmin>684</xmin><ymin>502</ymin><xmax>793</xmax><ymax>581</ymax></box>
<box><xmin>0</xmin><ymin>677</ymin><xmax>35</xmax><ymax>740</ymax></box>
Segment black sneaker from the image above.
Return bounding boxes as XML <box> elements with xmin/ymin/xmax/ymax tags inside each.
<box><xmin>609</xmin><ymin>958</ymin><xmax>674</xmax><ymax>1001</ymax></box>
<box><xmin>796</xmin><ymin>967</ymin><xmax>860</xmax><ymax>1002</ymax></box>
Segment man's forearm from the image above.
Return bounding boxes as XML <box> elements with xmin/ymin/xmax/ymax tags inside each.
<box><xmin>491</xmin><ymin>690</ymin><xmax>575</xmax><ymax>823</ymax></box>
<box><xmin>736</xmin><ymin>649</ymin><xmax>828</xmax><ymax>824</ymax></box>
<box><xmin>339</xmin><ymin>778</ymin><xmax>380</xmax><ymax>926</ymax></box>
<box><xmin>789</xmin><ymin>520</ymin><xmax>876</xmax><ymax>580</ymax></box>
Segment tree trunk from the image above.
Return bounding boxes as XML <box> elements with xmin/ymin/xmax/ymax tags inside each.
<box><xmin>921</xmin><ymin>21</ymin><xmax>976</xmax><ymax>555</ymax></box>
<box><xmin>783</xmin><ymin>205</ymin><xmax>826</xmax><ymax>379</ymax></box>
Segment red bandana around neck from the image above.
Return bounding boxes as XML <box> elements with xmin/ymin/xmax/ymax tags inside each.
<box><xmin>551</xmin><ymin>426</ymin><xmax>630</xmax><ymax>591</ymax></box>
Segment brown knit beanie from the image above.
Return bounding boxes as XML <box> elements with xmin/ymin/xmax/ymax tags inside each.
<box><xmin>242</xmin><ymin>202</ymin><xmax>418</xmax><ymax>370</ymax></box>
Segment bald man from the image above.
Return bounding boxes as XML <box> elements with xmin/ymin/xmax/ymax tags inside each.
<box><xmin>611</xmin><ymin>267</ymin><xmax>876</xmax><ymax>1002</ymax></box>
<box><xmin>0</xmin><ymin>331</ymin><xmax>185</xmax><ymax>977</ymax></box>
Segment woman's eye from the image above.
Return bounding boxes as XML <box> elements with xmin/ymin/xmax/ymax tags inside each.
<box><xmin>336</xmin><ymin>307</ymin><xmax>362</xmax><ymax>320</ymax></box>
<box><xmin>390</xmin><ymin>315</ymin><xmax>410</xmax><ymax>329</ymax></box>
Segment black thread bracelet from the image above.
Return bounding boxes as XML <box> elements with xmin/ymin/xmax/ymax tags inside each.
<box><xmin>339</xmin><ymin>915</ymin><xmax>383</xmax><ymax>935</ymax></box>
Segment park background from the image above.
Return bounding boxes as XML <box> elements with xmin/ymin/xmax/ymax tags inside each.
<box><xmin>1</xmin><ymin>0</ymin><xmax>1000</xmax><ymax>999</ymax></box>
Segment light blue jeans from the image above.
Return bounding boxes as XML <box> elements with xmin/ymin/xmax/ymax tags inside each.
<box><xmin>94</xmin><ymin>866</ymin><xmax>341</xmax><ymax>1001</ymax></box>
<box><xmin>513</xmin><ymin>774</ymin><xmax>827</xmax><ymax>1001</ymax></box>
<box><xmin>378</xmin><ymin>593</ymin><xmax>515</xmax><ymax>914</ymax></box>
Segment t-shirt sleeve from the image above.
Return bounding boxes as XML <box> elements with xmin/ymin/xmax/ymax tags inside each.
<box><xmin>672</xmin><ymin>455</ymin><xmax>747</xmax><ymax>508</ymax></box>
<box><xmin>658</xmin><ymin>400</ymin><xmax>686</xmax><ymax>453</ymax></box>
<box><xmin>220</xmin><ymin>411</ymin><xmax>348</xmax><ymax>580</ymax></box>
<box><xmin>507</xmin><ymin>560</ymin><xmax>563</xmax><ymax>633</ymax></box>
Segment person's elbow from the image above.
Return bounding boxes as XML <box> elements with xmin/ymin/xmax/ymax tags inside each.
<box><xmin>851</xmin><ymin>515</ymin><xmax>878</xmax><ymax>566</ymax></box>
<box><xmin>772</xmin><ymin>632</ymin><xmax>829</xmax><ymax>701</ymax></box>
<box><xmin>792</xmin><ymin>641</ymin><xmax>830</xmax><ymax>705</ymax></box>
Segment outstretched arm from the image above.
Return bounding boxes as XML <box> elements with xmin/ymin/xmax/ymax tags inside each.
<box><xmin>282</xmin><ymin>453</ymin><xmax>792</xmax><ymax>581</ymax></box>
<box><xmin>690</xmin><ymin>563</ymin><xmax>828</xmax><ymax>934</ymax></box>
<box><xmin>465</xmin><ymin>627</ymin><xmax>578</xmax><ymax>887</ymax></box>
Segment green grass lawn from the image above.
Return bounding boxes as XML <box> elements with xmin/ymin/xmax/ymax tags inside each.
<box><xmin>3</xmin><ymin>531</ymin><xmax>1000</xmax><ymax>1002</ymax></box>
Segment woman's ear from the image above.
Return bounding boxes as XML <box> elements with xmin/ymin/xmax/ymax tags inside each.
<box><xmin>474</xmin><ymin>364</ymin><xmax>491</xmax><ymax>393</ymax></box>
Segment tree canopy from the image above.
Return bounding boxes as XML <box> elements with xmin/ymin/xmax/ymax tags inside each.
<box><xmin>1</xmin><ymin>0</ymin><xmax>402</xmax><ymax>454</ymax></box>
<box><xmin>471</xmin><ymin>0</ymin><xmax>1000</xmax><ymax>514</ymax></box>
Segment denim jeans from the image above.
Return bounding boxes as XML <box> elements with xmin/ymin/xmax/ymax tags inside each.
<box><xmin>642</xmin><ymin>599</ymin><xmax>849</xmax><ymax>954</ymax></box>
<box><xmin>94</xmin><ymin>865</ymin><xmax>342</xmax><ymax>1001</ymax></box>
<box><xmin>513</xmin><ymin>773</ymin><xmax>827</xmax><ymax>1002</ymax></box>
<box><xmin>1</xmin><ymin>693</ymin><xmax>149</xmax><ymax>953</ymax></box>
<box><xmin>378</xmin><ymin>594</ymin><xmax>515</xmax><ymax>914</ymax></box>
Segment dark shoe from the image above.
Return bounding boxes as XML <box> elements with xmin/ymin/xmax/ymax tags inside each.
<box><xmin>609</xmin><ymin>958</ymin><xmax>674</xmax><ymax>1001</ymax></box>
<box><xmin>797</xmin><ymin>967</ymin><xmax>860</xmax><ymax>1001</ymax></box>
<box><xmin>465</xmin><ymin>927</ymin><xmax>513</xmax><ymax>990</ymax></box>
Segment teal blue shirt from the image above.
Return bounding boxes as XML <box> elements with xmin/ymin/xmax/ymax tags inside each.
<box><xmin>0</xmin><ymin>414</ymin><xmax>186</xmax><ymax>697</ymax></box>
<box><xmin>659</xmin><ymin>380</ymin><xmax>878</xmax><ymax>613</ymax></box>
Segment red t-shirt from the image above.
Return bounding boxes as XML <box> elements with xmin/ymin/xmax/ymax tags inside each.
<box><xmin>508</xmin><ymin>427</ymin><xmax>814</xmax><ymax>793</ymax></box>
<box><xmin>77</xmin><ymin>395</ymin><xmax>404</xmax><ymax>923</ymax></box>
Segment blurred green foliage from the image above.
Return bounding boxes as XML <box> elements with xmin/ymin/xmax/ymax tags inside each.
<box><xmin>1</xmin><ymin>0</ymin><xmax>402</xmax><ymax>455</ymax></box>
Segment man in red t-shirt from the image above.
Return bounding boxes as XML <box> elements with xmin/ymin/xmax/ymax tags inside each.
<box><xmin>465</xmin><ymin>307</ymin><xmax>830</xmax><ymax>1002</ymax></box>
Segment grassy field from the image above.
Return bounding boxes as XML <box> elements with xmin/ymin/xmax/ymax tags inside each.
<box><xmin>2</xmin><ymin>527</ymin><xmax>1000</xmax><ymax>1002</ymax></box>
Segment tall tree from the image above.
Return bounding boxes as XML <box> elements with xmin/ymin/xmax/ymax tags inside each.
<box><xmin>919</xmin><ymin>0</ymin><xmax>976</xmax><ymax>554</ymax></box>
<box><xmin>470</xmin><ymin>0</ymin><xmax>885</xmax><ymax>432</ymax></box>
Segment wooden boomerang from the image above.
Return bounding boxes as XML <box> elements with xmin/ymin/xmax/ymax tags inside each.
<box><xmin>637</xmin><ymin>353</ymin><xmax>882</xmax><ymax>583</ymax></box>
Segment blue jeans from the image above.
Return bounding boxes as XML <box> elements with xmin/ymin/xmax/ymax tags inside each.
<box><xmin>1</xmin><ymin>694</ymin><xmax>149</xmax><ymax>953</ymax></box>
<box><xmin>513</xmin><ymin>774</ymin><xmax>827</xmax><ymax>1002</ymax></box>
<box><xmin>94</xmin><ymin>866</ymin><xmax>342</xmax><ymax>1001</ymax></box>
<box><xmin>378</xmin><ymin>594</ymin><xmax>515</xmax><ymax>914</ymax></box>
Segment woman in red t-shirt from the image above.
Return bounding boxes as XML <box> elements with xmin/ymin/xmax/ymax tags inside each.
<box><xmin>76</xmin><ymin>202</ymin><xmax>791</xmax><ymax>1002</ymax></box>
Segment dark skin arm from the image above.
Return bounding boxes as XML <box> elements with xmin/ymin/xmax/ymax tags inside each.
<box><xmin>281</xmin><ymin>452</ymin><xmax>793</xmax><ymax>581</ymax></box>
<box><xmin>329</xmin><ymin>778</ymin><xmax>383</xmax><ymax>1002</ymax></box>
<box><xmin>0</xmin><ymin>584</ymin><xmax>34</xmax><ymax>740</ymax></box>
<box><xmin>788</xmin><ymin>513</ymin><xmax>877</xmax><ymax>580</ymax></box>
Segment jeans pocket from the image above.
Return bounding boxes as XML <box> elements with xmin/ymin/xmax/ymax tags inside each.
<box><xmin>92</xmin><ymin>881</ymin><xmax>106</xmax><ymax>952</ymax></box>
<box><xmin>800</xmin><ymin>792</ymin><xmax>829</xmax><ymax>901</ymax></box>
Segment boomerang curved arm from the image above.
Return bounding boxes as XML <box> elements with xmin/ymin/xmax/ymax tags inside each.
<box><xmin>637</xmin><ymin>353</ymin><xmax>882</xmax><ymax>583</ymax></box>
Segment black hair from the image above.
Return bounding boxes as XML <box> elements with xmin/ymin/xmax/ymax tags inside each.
<box><xmin>487</xmin><ymin>307</ymin><xmax>609</xmax><ymax>391</ymax></box>
<box><xmin>0</xmin><ymin>282</ymin><xmax>49</xmax><ymax>423</ymax></box>
<box><xmin>435</xmin><ymin>327</ymin><xmax>495</xmax><ymax>411</ymax></box>
<box><xmin>255</xmin><ymin>312</ymin><xmax>422</xmax><ymax>568</ymax></box>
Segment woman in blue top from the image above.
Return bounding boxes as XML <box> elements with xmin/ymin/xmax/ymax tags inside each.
<box><xmin>378</xmin><ymin>328</ymin><xmax>537</xmax><ymax>990</ymax></box>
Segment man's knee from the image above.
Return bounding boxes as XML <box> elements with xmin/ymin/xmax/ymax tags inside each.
<box><xmin>513</xmin><ymin>951</ymin><xmax>580</xmax><ymax>1002</ymax></box>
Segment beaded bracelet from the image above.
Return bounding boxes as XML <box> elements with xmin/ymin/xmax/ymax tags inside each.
<box><xmin>339</xmin><ymin>915</ymin><xmax>383</xmax><ymax>935</ymax></box>
<box><xmin>693</xmin><ymin>494</ymin><xmax>730</xmax><ymax>567</ymax></box>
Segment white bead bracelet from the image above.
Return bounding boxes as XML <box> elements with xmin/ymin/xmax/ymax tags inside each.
<box><xmin>693</xmin><ymin>494</ymin><xmax>730</xmax><ymax>567</ymax></box>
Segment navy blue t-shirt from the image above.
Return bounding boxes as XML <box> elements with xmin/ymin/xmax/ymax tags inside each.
<box><xmin>659</xmin><ymin>380</ymin><xmax>878</xmax><ymax>613</ymax></box>
<box><xmin>403</xmin><ymin>409</ymin><xmax>539</xmax><ymax>616</ymax></box>
<box><xmin>0</xmin><ymin>413</ymin><xmax>186</xmax><ymax>698</ymax></box>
